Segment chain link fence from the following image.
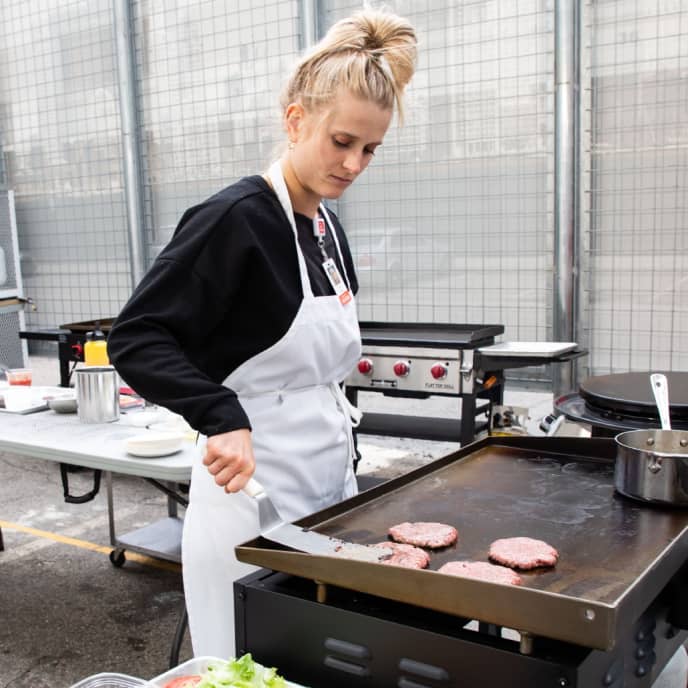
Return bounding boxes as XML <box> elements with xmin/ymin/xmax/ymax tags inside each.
<box><xmin>0</xmin><ymin>0</ymin><xmax>685</xmax><ymax>380</ymax></box>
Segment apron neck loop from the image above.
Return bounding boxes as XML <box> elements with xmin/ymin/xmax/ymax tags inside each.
<box><xmin>319</xmin><ymin>203</ymin><xmax>353</xmax><ymax>290</ymax></box>
<box><xmin>266</xmin><ymin>160</ymin><xmax>313</xmax><ymax>299</ymax></box>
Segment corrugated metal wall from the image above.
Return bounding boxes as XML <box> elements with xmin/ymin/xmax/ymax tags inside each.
<box><xmin>0</xmin><ymin>0</ymin><xmax>686</xmax><ymax>380</ymax></box>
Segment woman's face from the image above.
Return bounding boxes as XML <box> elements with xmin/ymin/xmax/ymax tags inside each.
<box><xmin>285</xmin><ymin>89</ymin><xmax>393</xmax><ymax>213</ymax></box>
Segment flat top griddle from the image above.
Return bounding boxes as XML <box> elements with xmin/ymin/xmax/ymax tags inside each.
<box><xmin>237</xmin><ymin>437</ymin><xmax>688</xmax><ymax>651</ymax></box>
<box><xmin>580</xmin><ymin>371</ymin><xmax>688</xmax><ymax>420</ymax></box>
<box><xmin>555</xmin><ymin>392</ymin><xmax>688</xmax><ymax>433</ymax></box>
<box><xmin>59</xmin><ymin>318</ymin><xmax>115</xmax><ymax>333</ymax></box>
<box><xmin>359</xmin><ymin>321</ymin><xmax>504</xmax><ymax>347</ymax></box>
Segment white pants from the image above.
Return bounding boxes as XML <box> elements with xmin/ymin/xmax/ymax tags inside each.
<box><xmin>653</xmin><ymin>646</ymin><xmax>688</xmax><ymax>688</ymax></box>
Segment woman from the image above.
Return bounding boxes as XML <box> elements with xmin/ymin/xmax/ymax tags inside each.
<box><xmin>107</xmin><ymin>8</ymin><xmax>417</xmax><ymax>657</ymax></box>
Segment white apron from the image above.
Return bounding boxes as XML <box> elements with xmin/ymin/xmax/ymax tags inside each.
<box><xmin>181</xmin><ymin>160</ymin><xmax>362</xmax><ymax>657</ymax></box>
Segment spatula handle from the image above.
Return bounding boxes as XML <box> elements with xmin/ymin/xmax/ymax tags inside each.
<box><xmin>243</xmin><ymin>477</ymin><xmax>265</xmax><ymax>498</ymax></box>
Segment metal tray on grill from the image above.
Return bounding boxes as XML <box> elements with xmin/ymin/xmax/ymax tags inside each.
<box><xmin>236</xmin><ymin>436</ymin><xmax>688</xmax><ymax>651</ymax></box>
<box><xmin>477</xmin><ymin>341</ymin><xmax>578</xmax><ymax>358</ymax></box>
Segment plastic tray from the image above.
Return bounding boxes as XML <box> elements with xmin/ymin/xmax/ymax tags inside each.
<box><xmin>151</xmin><ymin>656</ymin><xmax>307</xmax><ymax>687</ymax></box>
<box><xmin>70</xmin><ymin>673</ymin><xmax>154</xmax><ymax>688</ymax></box>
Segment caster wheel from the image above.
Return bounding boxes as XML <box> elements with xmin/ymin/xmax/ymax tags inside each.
<box><xmin>109</xmin><ymin>549</ymin><xmax>126</xmax><ymax>567</ymax></box>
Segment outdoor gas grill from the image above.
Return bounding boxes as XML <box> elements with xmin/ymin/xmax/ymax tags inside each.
<box><xmin>235</xmin><ymin>436</ymin><xmax>688</xmax><ymax>687</ymax></box>
<box><xmin>19</xmin><ymin>318</ymin><xmax>115</xmax><ymax>387</ymax></box>
<box><xmin>552</xmin><ymin>371</ymin><xmax>688</xmax><ymax>437</ymax></box>
<box><xmin>346</xmin><ymin>322</ymin><xmax>586</xmax><ymax>446</ymax></box>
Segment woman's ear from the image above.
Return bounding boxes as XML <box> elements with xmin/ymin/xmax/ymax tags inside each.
<box><xmin>284</xmin><ymin>102</ymin><xmax>305</xmax><ymax>143</ymax></box>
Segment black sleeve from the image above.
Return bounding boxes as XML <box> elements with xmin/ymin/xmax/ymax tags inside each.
<box><xmin>107</xmin><ymin>199</ymin><xmax>254</xmax><ymax>437</ymax></box>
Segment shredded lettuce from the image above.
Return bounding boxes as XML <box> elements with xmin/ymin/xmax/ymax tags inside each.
<box><xmin>196</xmin><ymin>653</ymin><xmax>287</xmax><ymax>688</ymax></box>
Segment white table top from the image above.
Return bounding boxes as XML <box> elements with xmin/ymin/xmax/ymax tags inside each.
<box><xmin>0</xmin><ymin>407</ymin><xmax>194</xmax><ymax>482</ymax></box>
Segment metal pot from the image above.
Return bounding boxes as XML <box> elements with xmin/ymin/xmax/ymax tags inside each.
<box><xmin>75</xmin><ymin>366</ymin><xmax>120</xmax><ymax>423</ymax></box>
<box><xmin>614</xmin><ymin>373</ymin><xmax>688</xmax><ymax>505</ymax></box>
<box><xmin>614</xmin><ymin>428</ymin><xmax>688</xmax><ymax>506</ymax></box>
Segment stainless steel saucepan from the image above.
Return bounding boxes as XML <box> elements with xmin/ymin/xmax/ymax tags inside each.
<box><xmin>614</xmin><ymin>373</ymin><xmax>688</xmax><ymax>506</ymax></box>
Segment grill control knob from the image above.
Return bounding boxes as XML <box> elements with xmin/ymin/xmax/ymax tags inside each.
<box><xmin>357</xmin><ymin>358</ymin><xmax>374</xmax><ymax>375</ymax></box>
<box><xmin>431</xmin><ymin>363</ymin><xmax>448</xmax><ymax>380</ymax></box>
<box><xmin>393</xmin><ymin>360</ymin><xmax>410</xmax><ymax>377</ymax></box>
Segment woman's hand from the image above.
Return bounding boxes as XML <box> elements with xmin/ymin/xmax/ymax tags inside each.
<box><xmin>202</xmin><ymin>428</ymin><xmax>255</xmax><ymax>493</ymax></box>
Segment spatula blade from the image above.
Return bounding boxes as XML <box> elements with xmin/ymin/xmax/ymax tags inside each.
<box><xmin>244</xmin><ymin>477</ymin><xmax>389</xmax><ymax>562</ymax></box>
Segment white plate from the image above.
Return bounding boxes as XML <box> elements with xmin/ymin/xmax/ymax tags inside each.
<box><xmin>0</xmin><ymin>387</ymin><xmax>49</xmax><ymax>413</ymax></box>
<box><xmin>125</xmin><ymin>432</ymin><xmax>185</xmax><ymax>458</ymax></box>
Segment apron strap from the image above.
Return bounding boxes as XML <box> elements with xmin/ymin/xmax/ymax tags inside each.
<box><xmin>266</xmin><ymin>160</ymin><xmax>314</xmax><ymax>299</ymax></box>
<box><xmin>320</xmin><ymin>203</ymin><xmax>353</xmax><ymax>291</ymax></box>
<box><xmin>330</xmin><ymin>381</ymin><xmax>362</xmax><ymax>428</ymax></box>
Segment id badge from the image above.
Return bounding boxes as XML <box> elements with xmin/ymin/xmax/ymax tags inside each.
<box><xmin>322</xmin><ymin>258</ymin><xmax>352</xmax><ymax>305</ymax></box>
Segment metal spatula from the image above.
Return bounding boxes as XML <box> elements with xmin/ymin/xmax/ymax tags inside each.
<box><xmin>243</xmin><ymin>477</ymin><xmax>389</xmax><ymax>562</ymax></box>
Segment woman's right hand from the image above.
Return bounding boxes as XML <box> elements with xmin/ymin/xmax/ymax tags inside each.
<box><xmin>202</xmin><ymin>428</ymin><xmax>255</xmax><ymax>493</ymax></box>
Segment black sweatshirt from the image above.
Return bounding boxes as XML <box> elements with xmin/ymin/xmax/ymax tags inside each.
<box><xmin>107</xmin><ymin>175</ymin><xmax>358</xmax><ymax>437</ymax></box>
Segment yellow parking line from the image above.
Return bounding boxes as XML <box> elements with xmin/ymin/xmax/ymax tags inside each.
<box><xmin>0</xmin><ymin>519</ymin><xmax>181</xmax><ymax>573</ymax></box>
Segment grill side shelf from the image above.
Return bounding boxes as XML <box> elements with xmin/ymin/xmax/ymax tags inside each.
<box><xmin>476</xmin><ymin>348</ymin><xmax>588</xmax><ymax>372</ymax></box>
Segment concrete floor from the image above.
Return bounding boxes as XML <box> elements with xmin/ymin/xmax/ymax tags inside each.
<box><xmin>0</xmin><ymin>355</ymin><xmax>559</xmax><ymax>687</ymax></box>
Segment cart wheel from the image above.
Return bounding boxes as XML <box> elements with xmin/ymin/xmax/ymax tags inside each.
<box><xmin>109</xmin><ymin>549</ymin><xmax>126</xmax><ymax>567</ymax></box>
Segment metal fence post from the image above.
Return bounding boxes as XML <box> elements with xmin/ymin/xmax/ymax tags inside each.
<box><xmin>113</xmin><ymin>0</ymin><xmax>147</xmax><ymax>289</ymax></box>
<box><xmin>553</xmin><ymin>0</ymin><xmax>580</xmax><ymax>395</ymax></box>
<box><xmin>300</xmin><ymin>0</ymin><xmax>319</xmax><ymax>50</ymax></box>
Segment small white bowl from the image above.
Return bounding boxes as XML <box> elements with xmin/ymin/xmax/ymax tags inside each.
<box><xmin>48</xmin><ymin>396</ymin><xmax>78</xmax><ymax>414</ymax></box>
<box><xmin>125</xmin><ymin>432</ymin><xmax>185</xmax><ymax>458</ymax></box>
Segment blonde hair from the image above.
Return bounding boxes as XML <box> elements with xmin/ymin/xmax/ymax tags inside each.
<box><xmin>282</xmin><ymin>8</ymin><xmax>418</xmax><ymax>123</ymax></box>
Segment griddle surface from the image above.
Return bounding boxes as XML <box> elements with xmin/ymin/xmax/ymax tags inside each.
<box><xmin>59</xmin><ymin>318</ymin><xmax>115</xmax><ymax>333</ymax></box>
<box><xmin>325</xmin><ymin>447</ymin><xmax>685</xmax><ymax>602</ymax></box>
<box><xmin>359</xmin><ymin>321</ymin><xmax>504</xmax><ymax>347</ymax></box>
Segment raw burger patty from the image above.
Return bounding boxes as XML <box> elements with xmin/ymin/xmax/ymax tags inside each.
<box><xmin>373</xmin><ymin>542</ymin><xmax>430</xmax><ymax>569</ymax></box>
<box><xmin>489</xmin><ymin>537</ymin><xmax>559</xmax><ymax>570</ymax></box>
<box><xmin>388</xmin><ymin>522</ymin><xmax>458</xmax><ymax>548</ymax></box>
<box><xmin>439</xmin><ymin>561</ymin><xmax>523</xmax><ymax>585</ymax></box>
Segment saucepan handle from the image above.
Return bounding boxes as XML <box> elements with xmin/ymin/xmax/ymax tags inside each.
<box><xmin>650</xmin><ymin>373</ymin><xmax>672</xmax><ymax>431</ymax></box>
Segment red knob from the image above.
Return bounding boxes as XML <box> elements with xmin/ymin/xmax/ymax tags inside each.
<box><xmin>431</xmin><ymin>363</ymin><xmax>448</xmax><ymax>380</ymax></box>
<box><xmin>393</xmin><ymin>360</ymin><xmax>410</xmax><ymax>377</ymax></box>
<box><xmin>357</xmin><ymin>358</ymin><xmax>373</xmax><ymax>375</ymax></box>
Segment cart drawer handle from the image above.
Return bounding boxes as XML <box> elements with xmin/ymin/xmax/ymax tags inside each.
<box><xmin>399</xmin><ymin>658</ymin><xmax>449</xmax><ymax>682</ymax></box>
<box><xmin>323</xmin><ymin>656</ymin><xmax>370</xmax><ymax>677</ymax></box>
<box><xmin>324</xmin><ymin>637</ymin><xmax>370</xmax><ymax>659</ymax></box>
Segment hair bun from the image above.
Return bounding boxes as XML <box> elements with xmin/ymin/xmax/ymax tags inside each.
<box><xmin>363</xmin><ymin>34</ymin><xmax>384</xmax><ymax>52</ymax></box>
<box><xmin>282</xmin><ymin>8</ymin><xmax>417</xmax><ymax>121</ymax></box>
<box><xmin>348</xmin><ymin>9</ymin><xmax>417</xmax><ymax>92</ymax></box>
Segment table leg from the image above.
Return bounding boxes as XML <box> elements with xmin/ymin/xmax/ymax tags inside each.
<box><xmin>106</xmin><ymin>471</ymin><xmax>116</xmax><ymax>547</ymax></box>
<box><xmin>461</xmin><ymin>395</ymin><xmax>476</xmax><ymax>446</ymax></box>
<box><xmin>107</xmin><ymin>476</ymin><xmax>185</xmax><ymax>565</ymax></box>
